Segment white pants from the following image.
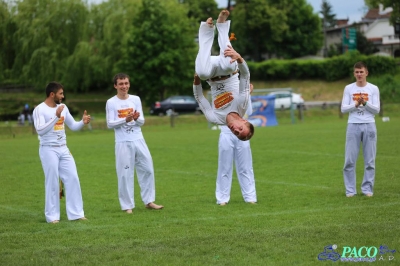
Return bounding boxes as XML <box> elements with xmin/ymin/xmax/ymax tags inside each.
<box><xmin>216</xmin><ymin>131</ymin><xmax>257</xmax><ymax>204</ymax></box>
<box><xmin>39</xmin><ymin>145</ymin><xmax>85</xmax><ymax>222</ymax></box>
<box><xmin>115</xmin><ymin>139</ymin><xmax>156</xmax><ymax>210</ymax></box>
<box><xmin>195</xmin><ymin>20</ymin><xmax>237</xmax><ymax>80</ymax></box>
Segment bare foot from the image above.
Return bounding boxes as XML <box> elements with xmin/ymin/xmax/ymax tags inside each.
<box><xmin>217</xmin><ymin>10</ymin><xmax>230</xmax><ymax>23</ymax></box>
<box><xmin>206</xmin><ymin>17</ymin><xmax>213</xmax><ymax>28</ymax></box>
<box><xmin>125</xmin><ymin>209</ymin><xmax>132</xmax><ymax>214</ymax></box>
<box><xmin>146</xmin><ymin>202</ymin><xmax>164</xmax><ymax>210</ymax></box>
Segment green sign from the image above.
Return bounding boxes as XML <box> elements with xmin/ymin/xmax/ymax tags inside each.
<box><xmin>342</xmin><ymin>28</ymin><xmax>357</xmax><ymax>52</ymax></box>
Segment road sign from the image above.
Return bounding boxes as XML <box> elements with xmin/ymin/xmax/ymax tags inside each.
<box><xmin>342</xmin><ymin>28</ymin><xmax>357</xmax><ymax>53</ymax></box>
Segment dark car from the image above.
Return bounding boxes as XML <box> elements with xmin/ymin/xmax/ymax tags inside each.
<box><xmin>149</xmin><ymin>95</ymin><xmax>201</xmax><ymax>116</ymax></box>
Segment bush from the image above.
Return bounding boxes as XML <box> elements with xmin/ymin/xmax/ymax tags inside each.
<box><xmin>248</xmin><ymin>51</ymin><xmax>398</xmax><ymax>82</ymax></box>
<box><xmin>368</xmin><ymin>74</ymin><xmax>400</xmax><ymax>104</ymax></box>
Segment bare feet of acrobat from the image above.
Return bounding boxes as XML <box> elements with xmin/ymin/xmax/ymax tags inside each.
<box><xmin>217</xmin><ymin>10</ymin><xmax>230</xmax><ymax>23</ymax></box>
<box><xmin>206</xmin><ymin>17</ymin><xmax>214</xmax><ymax>28</ymax></box>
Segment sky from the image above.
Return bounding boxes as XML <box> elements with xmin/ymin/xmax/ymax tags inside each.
<box><xmin>88</xmin><ymin>0</ymin><xmax>368</xmax><ymax>24</ymax></box>
<box><xmin>215</xmin><ymin>0</ymin><xmax>368</xmax><ymax>23</ymax></box>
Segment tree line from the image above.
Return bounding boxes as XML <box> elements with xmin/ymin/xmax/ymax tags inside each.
<box><xmin>1</xmin><ymin>0</ymin><xmax>330</xmax><ymax>105</ymax></box>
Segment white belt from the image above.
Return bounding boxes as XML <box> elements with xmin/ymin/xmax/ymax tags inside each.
<box><xmin>41</xmin><ymin>144</ymin><xmax>66</xmax><ymax>147</ymax></box>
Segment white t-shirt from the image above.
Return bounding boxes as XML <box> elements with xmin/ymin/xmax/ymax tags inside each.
<box><xmin>106</xmin><ymin>95</ymin><xmax>145</xmax><ymax>142</ymax></box>
<box><xmin>33</xmin><ymin>102</ymin><xmax>84</xmax><ymax>145</ymax></box>
<box><xmin>193</xmin><ymin>61</ymin><xmax>250</xmax><ymax>125</ymax></box>
<box><xmin>341</xmin><ymin>82</ymin><xmax>380</xmax><ymax>123</ymax></box>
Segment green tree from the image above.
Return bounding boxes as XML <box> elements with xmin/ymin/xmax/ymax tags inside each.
<box><xmin>276</xmin><ymin>0</ymin><xmax>323</xmax><ymax>59</ymax></box>
<box><xmin>116</xmin><ymin>0</ymin><xmax>197</xmax><ymax>105</ymax></box>
<box><xmin>232</xmin><ymin>0</ymin><xmax>322</xmax><ymax>61</ymax></box>
<box><xmin>180</xmin><ymin>0</ymin><xmax>219</xmax><ymax>23</ymax></box>
<box><xmin>11</xmin><ymin>0</ymin><xmax>88</xmax><ymax>90</ymax></box>
<box><xmin>356</xmin><ymin>30</ymin><xmax>378</xmax><ymax>55</ymax></box>
<box><xmin>63</xmin><ymin>0</ymin><xmax>142</xmax><ymax>92</ymax></box>
<box><xmin>231</xmin><ymin>0</ymin><xmax>288</xmax><ymax>61</ymax></box>
<box><xmin>320</xmin><ymin>0</ymin><xmax>336</xmax><ymax>28</ymax></box>
<box><xmin>0</xmin><ymin>0</ymin><xmax>17</xmax><ymax>82</ymax></box>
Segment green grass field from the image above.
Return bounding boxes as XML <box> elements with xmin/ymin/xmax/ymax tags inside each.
<box><xmin>1</xmin><ymin>109</ymin><xmax>399</xmax><ymax>265</ymax></box>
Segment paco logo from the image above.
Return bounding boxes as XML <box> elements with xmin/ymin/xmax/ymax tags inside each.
<box><xmin>318</xmin><ymin>244</ymin><xmax>396</xmax><ymax>262</ymax></box>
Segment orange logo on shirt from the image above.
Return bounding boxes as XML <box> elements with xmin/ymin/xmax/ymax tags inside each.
<box><xmin>118</xmin><ymin>108</ymin><xmax>134</xmax><ymax>118</ymax></box>
<box><xmin>54</xmin><ymin>117</ymin><xmax>64</xmax><ymax>131</ymax></box>
<box><xmin>352</xmin><ymin>92</ymin><xmax>369</xmax><ymax>102</ymax></box>
<box><xmin>214</xmin><ymin>92</ymin><xmax>233</xmax><ymax>109</ymax></box>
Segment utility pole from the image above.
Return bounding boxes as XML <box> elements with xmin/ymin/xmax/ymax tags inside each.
<box><xmin>323</xmin><ymin>14</ymin><xmax>328</xmax><ymax>57</ymax></box>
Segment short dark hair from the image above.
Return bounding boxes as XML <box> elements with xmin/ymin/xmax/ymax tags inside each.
<box><xmin>45</xmin><ymin>82</ymin><xmax>63</xmax><ymax>97</ymax></box>
<box><xmin>113</xmin><ymin>73</ymin><xmax>130</xmax><ymax>85</ymax></box>
<box><xmin>354</xmin><ymin>61</ymin><xmax>368</xmax><ymax>71</ymax></box>
<box><xmin>239</xmin><ymin>122</ymin><xmax>254</xmax><ymax>141</ymax></box>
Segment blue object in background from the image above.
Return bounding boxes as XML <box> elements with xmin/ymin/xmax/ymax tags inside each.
<box><xmin>248</xmin><ymin>95</ymin><xmax>278</xmax><ymax>127</ymax></box>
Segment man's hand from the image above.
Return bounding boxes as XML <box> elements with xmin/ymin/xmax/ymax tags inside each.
<box><xmin>224</xmin><ymin>45</ymin><xmax>243</xmax><ymax>64</ymax></box>
<box><xmin>193</xmin><ymin>73</ymin><xmax>201</xmax><ymax>85</ymax></box>
<box><xmin>250</xmin><ymin>83</ymin><xmax>254</xmax><ymax>94</ymax></box>
<box><xmin>126</xmin><ymin>110</ymin><xmax>140</xmax><ymax>122</ymax></box>
<box><xmin>82</xmin><ymin>110</ymin><xmax>91</xmax><ymax>124</ymax></box>
<box><xmin>56</xmin><ymin>105</ymin><xmax>65</xmax><ymax>118</ymax></box>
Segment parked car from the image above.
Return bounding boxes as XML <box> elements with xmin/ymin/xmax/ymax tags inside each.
<box><xmin>149</xmin><ymin>95</ymin><xmax>201</xmax><ymax>116</ymax></box>
<box><xmin>268</xmin><ymin>91</ymin><xmax>305</xmax><ymax>110</ymax></box>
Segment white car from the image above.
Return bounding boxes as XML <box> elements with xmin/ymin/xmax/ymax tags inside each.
<box><xmin>268</xmin><ymin>91</ymin><xmax>305</xmax><ymax>110</ymax></box>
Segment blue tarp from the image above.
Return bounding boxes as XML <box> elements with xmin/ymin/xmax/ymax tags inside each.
<box><xmin>248</xmin><ymin>95</ymin><xmax>278</xmax><ymax>127</ymax></box>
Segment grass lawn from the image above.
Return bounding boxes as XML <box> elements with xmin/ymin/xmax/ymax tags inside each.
<box><xmin>0</xmin><ymin>107</ymin><xmax>399</xmax><ymax>265</ymax></box>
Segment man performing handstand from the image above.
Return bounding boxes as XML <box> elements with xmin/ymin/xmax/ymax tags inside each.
<box><xmin>193</xmin><ymin>10</ymin><xmax>254</xmax><ymax>141</ymax></box>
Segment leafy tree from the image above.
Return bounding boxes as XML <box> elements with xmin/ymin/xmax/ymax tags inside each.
<box><xmin>366</xmin><ymin>0</ymin><xmax>400</xmax><ymax>25</ymax></box>
<box><xmin>232</xmin><ymin>0</ymin><xmax>322</xmax><ymax>61</ymax></box>
<box><xmin>116</xmin><ymin>0</ymin><xmax>197</xmax><ymax>105</ymax></box>
<box><xmin>11</xmin><ymin>0</ymin><xmax>89</xmax><ymax>90</ymax></box>
<box><xmin>320</xmin><ymin>0</ymin><xmax>336</xmax><ymax>28</ymax></box>
<box><xmin>276</xmin><ymin>0</ymin><xmax>323</xmax><ymax>59</ymax></box>
<box><xmin>180</xmin><ymin>0</ymin><xmax>219</xmax><ymax>23</ymax></box>
<box><xmin>356</xmin><ymin>30</ymin><xmax>378</xmax><ymax>55</ymax></box>
<box><xmin>63</xmin><ymin>0</ymin><xmax>142</xmax><ymax>92</ymax></box>
<box><xmin>0</xmin><ymin>0</ymin><xmax>17</xmax><ymax>82</ymax></box>
<box><xmin>231</xmin><ymin>0</ymin><xmax>288</xmax><ymax>61</ymax></box>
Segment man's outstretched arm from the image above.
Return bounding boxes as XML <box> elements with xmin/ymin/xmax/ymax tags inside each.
<box><xmin>224</xmin><ymin>45</ymin><xmax>250</xmax><ymax>114</ymax></box>
<box><xmin>193</xmin><ymin>74</ymin><xmax>218</xmax><ymax>123</ymax></box>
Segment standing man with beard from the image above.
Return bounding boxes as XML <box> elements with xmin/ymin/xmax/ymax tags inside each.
<box><xmin>32</xmin><ymin>81</ymin><xmax>91</xmax><ymax>224</ymax></box>
<box><xmin>106</xmin><ymin>73</ymin><xmax>163</xmax><ymax>214</ymax></box>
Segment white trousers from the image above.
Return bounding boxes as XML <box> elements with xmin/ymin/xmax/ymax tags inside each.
<box><xmin>115</xmin><ymin>139</ymin><xmax>156</xmax><ymax>210</ymax></box>
<box><xmin>195</xmin><ymin>20</ymin><xmax>237</xmax><ymax>80</ymax></box>
<box><xmin>39</xmin><ymin>145</ymin><xmax>84</xmax><ymax>222</ymax></box>
<box><xmin>216</xmin><ymin>132</ymin><xmax>257</xmax><ymax>204</ymax></box>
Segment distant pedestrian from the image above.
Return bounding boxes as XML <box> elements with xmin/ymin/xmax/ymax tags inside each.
<box><xmin>341</xmin><ymin>61</ymin><xmax>380</xmax><ymax>197</ymax></box>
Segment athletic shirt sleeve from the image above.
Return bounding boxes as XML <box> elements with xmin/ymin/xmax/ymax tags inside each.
<box><xmin>33</xmin><ymin>105</ymin><xmax>59</xmax><ymax>136</ymax></box>
<box><xmin>193</xmin><ymin>83</ymin><xmax>218</xmax><ymax>124</ymax></box>
<box><xmin>238</xmin><ymin>61</ymin><xmax>250</xmax><ymax>117</ymax></box>
<box><xmin>64</xmin><ymin>105</ymin><xmax>84</xmax><ymax>131</ymax></box>
<box><xmin>132</xmin><ymin>96</ymin><xmax>145</xmax><ymax>127</ymax></box>
<box><xmin>364</xmin><ymin>84</ymin><xmax>380</xmax><ymax>115</ymax></box>
<box><xmin>106</xmin><ymin>97</ymin><xmax>126</xmax><ymax>129</ymax></box>
<box><xmin>341</xmin><ymin>85</ymin><xmax>358</xmax><ymax>114</ymax></box>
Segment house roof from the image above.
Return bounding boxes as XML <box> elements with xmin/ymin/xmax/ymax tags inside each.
<box><xmin>336</xmin><ymin>19</ymin><xmax>349</xmax><ymax>26</ymax></box>
<box><xmin>363</xmin><ymin>8</ymin><xmax>391</xmax><ymax>20</ymax></box>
